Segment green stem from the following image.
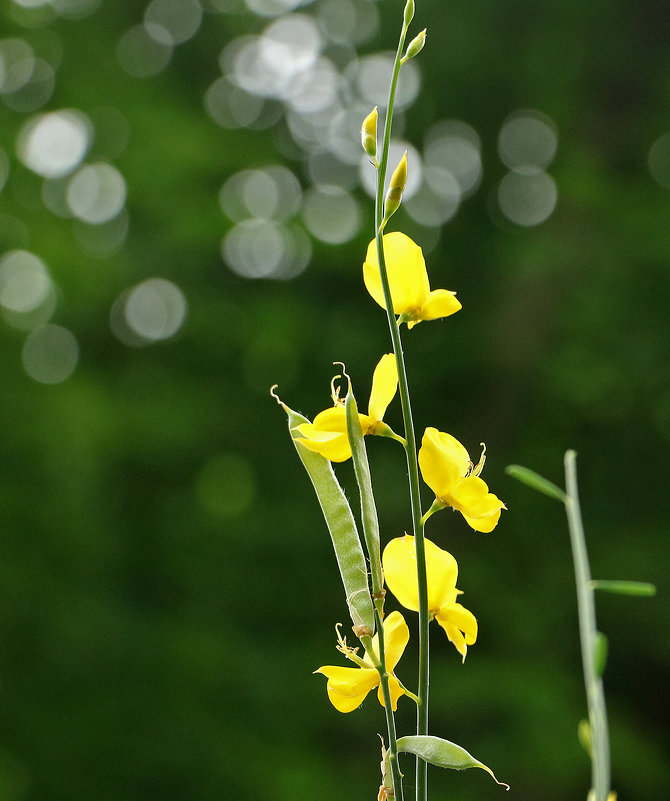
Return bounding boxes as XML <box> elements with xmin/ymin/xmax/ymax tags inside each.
<box><xmin>564</xmin><ymin>450</ymin><xmax>611</xmax><ymax>801</ymax></box>
<box><xmin>373</xmin><ymin>7</ymin><xmax>430</xmax><ymax>801</ymax></box>
<box><xmin>365</xmin><ymin>609</ymin><xmax>405</xmax><ymax>801</ymax></box>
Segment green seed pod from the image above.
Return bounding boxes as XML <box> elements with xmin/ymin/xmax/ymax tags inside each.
<box><xmin>361</xmin><ymin>106</ymin><xmax>378</xmax><ymax>160</ymax></box>
<box><xmin>345</xmin><ymin>377</ymin><xmax>383</xmax><ymax>602</ymax></box>
<box><xmin>396</xmin><ymin>735</ymin><xmax>509</xmax><ymax>789</ymax></box>
<box><xmin>272</xmin><ymin>388</ymin><xmax>375</xmax><ymax>635</ymax></box>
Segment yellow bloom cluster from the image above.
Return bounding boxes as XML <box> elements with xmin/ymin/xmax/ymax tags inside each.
<box><xmin>308</xmin><ymin>230</ymin><xmax>504</xmax><ymax>711</ymax></box>
<box><xmin>316</xmin><ymin>536</ymin><xmax>478</xmax><ymax>711</ymax></box>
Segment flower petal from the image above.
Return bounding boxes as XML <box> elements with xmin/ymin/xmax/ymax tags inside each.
<box><xmin>294</xmin><ymin>423</ymin><xmax>351</xmax><ymax>462</ymax></box>
<box><xmin>376</xmin><ymin>674</ymin><xmax>405</xmax><ymax>711</ymax></box>
<box><xmin>418</xmin><ymin>427</ymin><xmax>470</xmax><ymax>500</ymax></box>
<box><xmin>315</xmin><ymin>665</ymin><xmax>379</xmax><ymax>713</ymax></box>
<box><xmin>380</xmin><ymin>610</ymin><xmax>409</xmax><ymax>671</ymax></box>
<box><xmin>383</xmin><ymin>535</ymin><xmax>459</xmax><ymax>614</ymax></box>
<box><xmin>450</xmin><ymin>475</ymin><xmax>505</xmax><ymax>521</ymax></box>
<box><xmin>363</xmin><ymin>232</ymin><xmax>429</xmax><ymax>315</ymax></box>
<box><xmin>419</xmin><ymin>288</ymin><xmax>462</xmax><ymax>321</ymax></box>
<box><xmin>435</xmin><ymin>601</ymin><xmax>478</xmax><ymax>661</ymax></box>
<box><xmin>367</xmin><ymin>353</ymin><xmax>398</xmax><ymax>424</ymax></box>
<box><xmin>460</xmin><ymin>506</ymin><xmax>502</xmax><ymax>533</ymax></box>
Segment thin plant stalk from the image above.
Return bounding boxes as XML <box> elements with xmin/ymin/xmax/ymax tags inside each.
<box><xmin>373</xmin><ymin>6</ymin><xmax>431</xmax><ymax>800</ymax></box>
<box><xmin>564</xmin><ymin>450</ymin><xmax>611</xmax><ymax>801</ymax></box>
<box><xmin>367</xmin><ymin>609</ymin><xmax>405</xmax><ymax>801</ymax></box>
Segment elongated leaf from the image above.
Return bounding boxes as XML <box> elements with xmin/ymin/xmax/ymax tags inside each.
<box><xmin>396</xmin><ymin>735</ymin><xmax>509</xmax><ymax>789</ymax></box>
<box><xmin>345</xmin><ymin>384</ymin><xmax>383</xmax><ymax>600</ymax></box>
<box><xmin>277</xmin><ymin>397</ymin><xmax>375</xmax><ymax>634</ymax></box>
<box><xmin>506</xmin><ymin>464</ymin><xmax>566</xmax><ymax>502</ymax></box>
<box><xmin>591</xmin><ymin>580</ymin><xmax>656</xmax><ymax>597</ymax></box>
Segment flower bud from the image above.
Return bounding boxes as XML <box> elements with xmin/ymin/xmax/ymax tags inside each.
<box><xmin>402</xmin><ymin>28</ymin><xmax>426</xmax><ymax>62</ymax></box>
<box><xmin>361</xmin><ymin>106</ymin><xmax>378</xmax><ymax>160</ymax></box>
<box><xmin>382</xmin><ymin>151</ymin><xmax>407</xmax><ymax>227</ymax></box>
<box><xmin>403</xmin><ymin>0</ymin><xmax>415</xmax><ymax>27</ymax></box>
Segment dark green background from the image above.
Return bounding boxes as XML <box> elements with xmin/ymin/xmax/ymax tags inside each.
<box><xmin>0</xmin><ymin>1</ymin><xmax>668</xmax><ymax>799</ymax></box>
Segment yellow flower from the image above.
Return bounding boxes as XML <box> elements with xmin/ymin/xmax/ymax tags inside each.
<box><xmin>315</xmin><ymin>611</ymin><xmax>409</xmax><ymax>713</ymax></box>
<box><xmin>383</xmin><ymin>534</ymin><xmax>477</xmax><ymax>661</ymax></box>
<box><xmin>419</xmin><ymin>427</ymin><xmax>505</xmax><ymax>533</ymax></box>
<box><xmin>293</xmin><ymin>354</ymin><xmax>399</xmax><ymax>462</ymax></box>
<box><xmin>363</xmin><ymin>232</ymin><xmax>461</xmax><ymax>329</ymax></box>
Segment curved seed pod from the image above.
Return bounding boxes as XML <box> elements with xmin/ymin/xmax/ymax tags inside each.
<box><xmin>273</xmin><ymin>390</ymin><xmax>375</xmax><ymax>635</ymax></box>
<box><xmin>396</xmin><ymin>735</ymin><xmax>509</xmax><ymax>790</ymax></box>
<box><xmin>345</xmin><ymin>378</ymin><xmax>384</xmax><ymax>603</ymax></box>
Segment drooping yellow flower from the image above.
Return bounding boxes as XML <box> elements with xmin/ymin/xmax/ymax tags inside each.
<box><xmin>293</xmin><ymin>354</ymin><xmax>399</xmax><ymax>463</ymax></box>
<box><xmin>315</xmin><ymin>611</ymin><xmax>409</xmax><ymax>713</ymax></box>
<box><xmin>363</xmin><ymin>232</ymin><xmax>461</xmax><ymax>329</ymax></box>
<box><xmin>383</xmin><ymin>534</ymin><xmax>477</xmax><ymax>661</ymax></box>
<box><xmin>419</xmin><ymin>427</ymin><xmax>505</xmax><ymax>533</ymax></box>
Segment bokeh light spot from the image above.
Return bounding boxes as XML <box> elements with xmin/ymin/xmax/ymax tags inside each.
<box><xmin>405</xmin><ymin>175</ymin><xmax>461</xmax><ymax>227</ymax></box>
<box><xmin>232</xmin><ymin>15</ymin><xmax>322</xmax><ymax>102</ymax></box>
<box><xmin>244</xmin><ymin>0</ymin><xmax>308</xmax><ymax>18</ymax></box>
<box><xmin>498</xmin><ymin>109</ymin><xmax>558</xmax><ymax>170</ymax></box>
<box><xmin>222</xmin><ymin>219</ymin><xmax>311</xmax><ymax>279</ymax></box>
<box><xmin>0</xmin><ymin>249</ymin><xmax>52</xmax><ymax>313</ymax></box>
<box><xmin>196</xmin><ymin>451</ymin><xmax>256</xmax><ymax>519</ymax></box>
<box><xmin>204</xmin><ymin>76</ymin><xmax>263</xmax><ymax>129</ymax></box>
<box><xmin>17</xmin><ymin>109</ymin><xmax>91</xmax><ymax>179</ymax></box>
<box><xmin>424</xmin><ymin>120</ymin><xmax>481</xmax><ymax>198</ymax></box>
<box><xmin>22</xmin><ymin>324</ymin><xmax>78</xmax><ymax>384</ymax></box>
<box><xmin>301</xmin><ymin>185</ymin><xmax>360</xmax><ymax>244</ymax></box>
<box><xmin>355</xmin><ymin>53</ymin><xmax>419</xmax><ymax>109</ymax></box>
<box><xmin>220</xmin><ymin>166</ymin><xmax>302</xmax><ymax>223</ymax></box>
<box><xmin>498</xmin><ymin>167</ymin><xmax>557</xmax><ymax>227</ymax></box>
<box><xmin>66</xmin><ymin>162</ymin><xmax>126</xmax><ymax>224</ymax></box>
<box><xmin>2</xmin><ymin>57</ymin><xmax>55</xmax><ymax>113</ymax></box>
<box><xmin>116</xmin><ymin>25</ymin><xmax>173</xmax><ymax>78</ymax></box>
<box><xmin>121</xmin><ymin>278</ymin><xmax>188</xmax><ymax>344</ymax></box>
<box><xmin>144</xmin><ymin>0</ymin><xmax>203</xmax><ymax>47</ymax></box>
<box><xmin>0</xmin><ymin>38</ymin><xmax>34</xmax><ymax>94</ymax></box>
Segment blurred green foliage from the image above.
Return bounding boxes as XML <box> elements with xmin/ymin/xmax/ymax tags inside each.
<box><xmin>0</xmin><ymin>1</ymin><xmax>668</xmax><ymax>800</ymax></box>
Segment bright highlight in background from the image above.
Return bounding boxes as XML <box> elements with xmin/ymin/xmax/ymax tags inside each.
<box><xmin>22</xmin><ymin>324</ymin><xmax>79</xmax><ymax>384</ymax></box>
<box><xmin>17</xmin><ymin>109</ymin><xmax>90</xmax><ymax>178</ymax></box>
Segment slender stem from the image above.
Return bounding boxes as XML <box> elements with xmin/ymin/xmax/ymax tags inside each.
<box><xmin>564</xmin><ymin>450</ymin><xmax>611</xmax><ymax>801</ymax></box>
<box><xmin>365</xmin><ymin>610</ymin><xmax>404</xmax><ymax>801</ymax></box>
<box><xmin>373</xmin><ymin>9</ymin><xmax>430</xmax><ymax>801</ymax></box>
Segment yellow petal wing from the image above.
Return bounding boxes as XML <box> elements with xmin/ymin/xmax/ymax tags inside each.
<box><xmin>363</xmin><ymin>232</ymin><xmax>429</xmax><ymax>314</ymax></box>
<box><xmin>375</xmin><ymin>673</ymin><xmax>405</xmax><ymax>711</ymax></box>
<box><xmin>435</xmin><ymin>601</ymin><xmax>478</xmax><ymax>661</ymax></box>
<box><xmin>315</xmin><ymin>665</ymin><xmax>379</xmax><ymax>713</ymax></box>
<box><xmin>368</xmin><ymin>353</ymin><xmax>398</xmax><ymax>423</ymax></box>
<box><xmin>383</xmin><ymin>535</ymin><xmax>459</xmax><ymax>614</ymax></box>
<box><xmin>420</xmin><ymin>288</ymin><xmax>462</xmax><ymax>321</ymax></box>
<box><xmin>450</xmin><ymin>475</ymin><xmax>505</xmax><ymax>522</ymax></box>
<box><xmin>294</xmin><ymin>423</ymin><xmax>351</xmax><ymax>462</ymax></box>
<box><xmin>418</xmin><ymin>427</ymin><xmax>469</xmax><ymax>500</ymax></box>
<box><xmin>379</xmin><ymin>610</ymin><xmax>409</xmax><ymax>671</ymax></box>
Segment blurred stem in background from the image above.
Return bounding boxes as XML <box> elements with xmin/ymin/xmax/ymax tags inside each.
<box><xmin>507</xmin><ymin>455</ymin><xmax>656</xmax><ymax>801</ymax></box>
